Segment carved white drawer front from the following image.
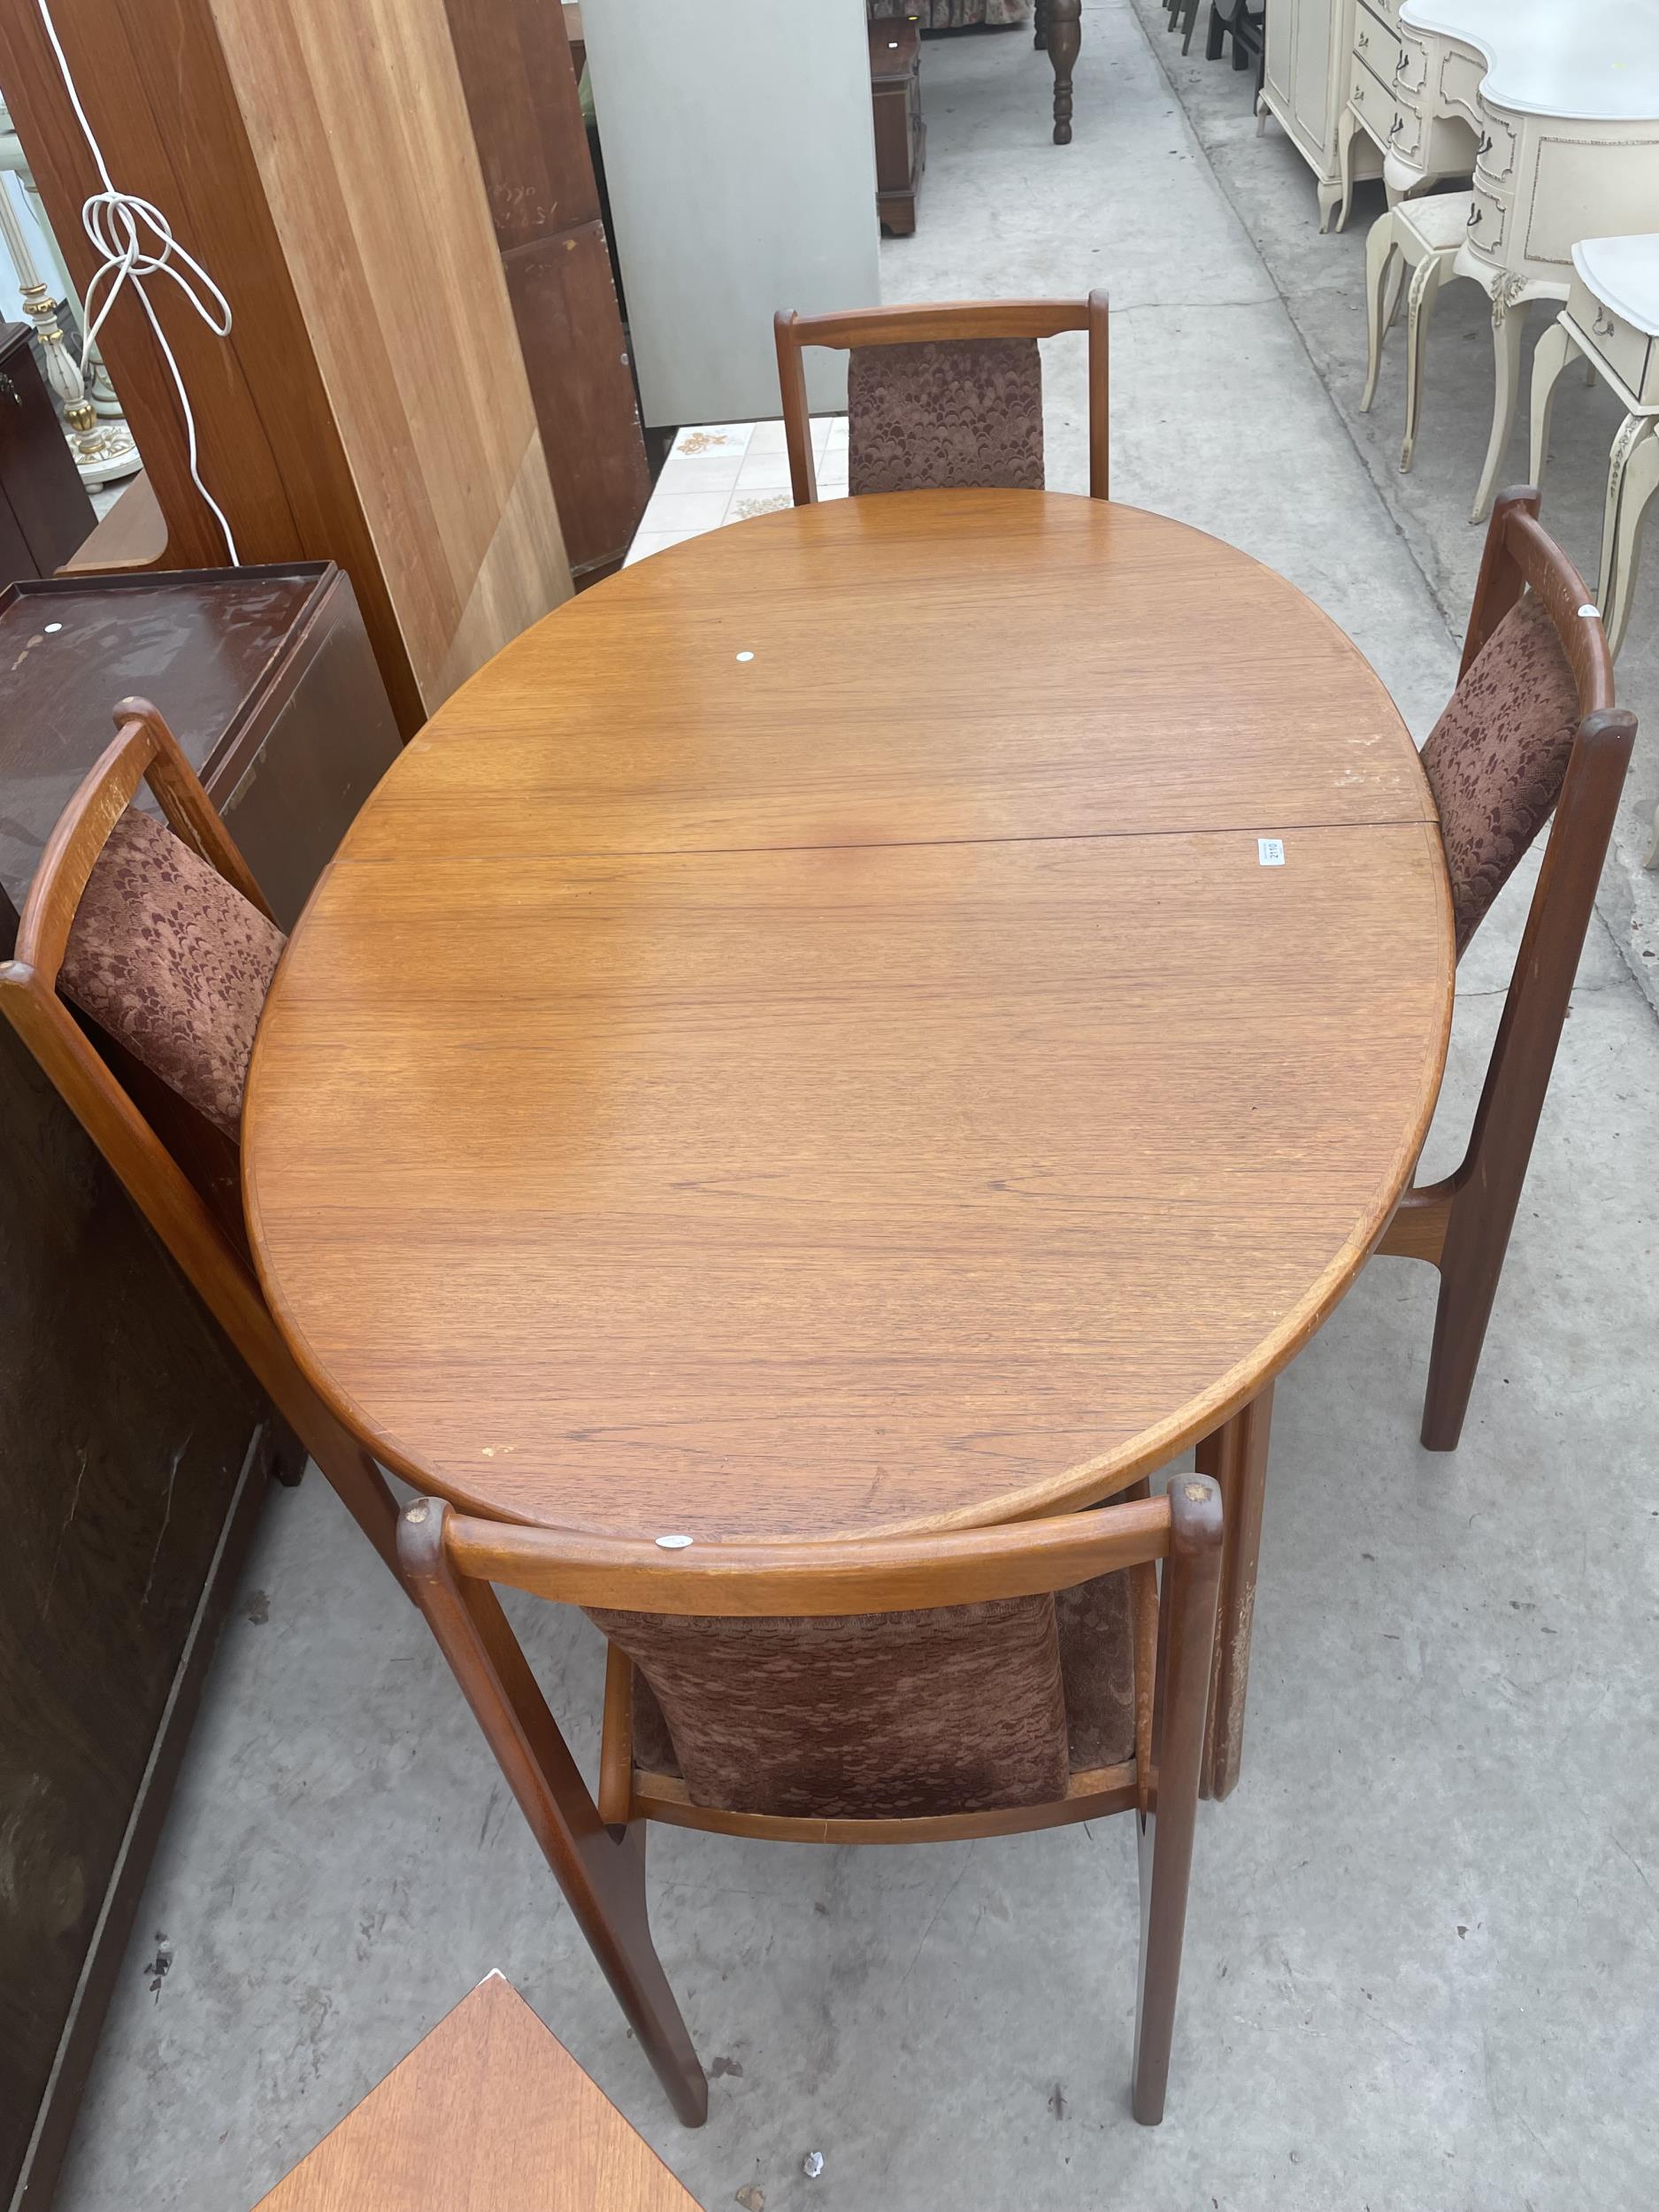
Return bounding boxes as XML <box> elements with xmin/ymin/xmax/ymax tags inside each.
<box><xmin>1463</xmin><ymin>177</ymin><xmax>1508</xmax><ymax>260</ymax></box>
<box><xmin>1473</xmin><ymin>109</ymin><xmax>1516</xmax><ymax>183</ymax></box>
<box><xmin>1570</xmin><ymin>235</ymin><xmax>1659</xmax><ymax>408</ymax></box>
<box><xmin>1394</xmin><ymin>27</ymin><xmax>1429</xmax><ymax>96</ymax></box>
<box><xmin>1439</xmin><ymin>43</ymin><xmax>1483</xmax><ymax>126</ymax></box>
<box><xmin>1371</xmin><ymin>0</ymin><xmax>1404</xmax><ymax>23</ymax></box>
<box><xmin>1352</xmin><ymin>4</ymin><xmax>1401</xmax><ymax>87</ymax></box>
<box><xmin>1348</xmin><ymin>56</ymin><xmax>1414</xmax><ymax>157</ymax></box>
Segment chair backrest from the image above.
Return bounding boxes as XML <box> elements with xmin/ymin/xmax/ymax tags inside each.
<box><xmin>1425</xmin><ymin>488</ymin><xmax>1630</xmax><ymax>957</ymax></box>
<box><xmin>773</xmin><ymin>296</ymin><xmax>1109</xmax><ymax>507</ymax></box>
<box><xmin>0</xmin><ymin>704</ymin><xmax>298</xmax><ymax>1402</ymax></box>
<box><xmin>11</xmin><ymin>698</ymin><xmax>282</xmax><ymax>1138</ymax></box>
<box><xmin>404</xmin><ymin>1476</ymin><xmax>1220</xmax><ymax>1828</ymax></box>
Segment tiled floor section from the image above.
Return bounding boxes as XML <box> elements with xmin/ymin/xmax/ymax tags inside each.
<box><xmin>625</xmin><ymin>419</ymin><xmax>848</xmax><ymax>566</ymax></box>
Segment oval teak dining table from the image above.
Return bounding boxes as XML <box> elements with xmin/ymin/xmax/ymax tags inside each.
<box><xmin>245</xmin><ymin>492</ymin><xmax>1453</xmax><ymax>1574</ymax></box>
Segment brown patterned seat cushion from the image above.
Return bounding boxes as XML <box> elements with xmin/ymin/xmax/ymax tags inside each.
<box><xmin>847</xmin><ymin>337</ymin><xmax>1045</xmax><ymax>496</ymax></box>
<box><xmin>590</xmin><ymin>1569</ymin><xmax>1134</xmax><ymax>1820</ymax></box>
<box><xmin>58</xmin><ymin>808</ymin><xmax>286</xmax><ymax>1140</ymax></box>
<box><xmin>1422</xmin><ymin>594</ymin><xmax>1581</xmax><ymax>957</ymax></box>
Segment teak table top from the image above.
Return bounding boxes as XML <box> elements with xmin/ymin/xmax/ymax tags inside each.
<box><xmin>245</xmin><ymin>493</ymin><xmax>1454</xmax><ymax>1543</ymax></box>
<box><xmin>249</xmin><ymin>1973</ymin><xmax>698</xmax><ymax>2209</ymax></box>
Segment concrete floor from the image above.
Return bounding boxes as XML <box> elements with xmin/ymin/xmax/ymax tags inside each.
<box><xmin>58</xmin><ymin>8</ymin><xmax>1659</xmax><ymax>2209</ymax></box>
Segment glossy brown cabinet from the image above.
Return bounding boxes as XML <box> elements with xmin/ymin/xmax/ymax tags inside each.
<box><xmin>0</xmin><ymin>319</ymin><xmax>96</xmax><ymax>585</ymax></box>
<box><xmin>0</xmin><ymin>563</ymin><xmax>400</xmax><ymax>2212</ymax></box>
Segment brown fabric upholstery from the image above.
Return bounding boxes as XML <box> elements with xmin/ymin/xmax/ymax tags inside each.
<box><xmin>594</xmin><ymin>1569</ymin><xmax>1135</xmax><ymax>1819</ymax></box>
<box><xmin>847</xmin><ymin>337</ymin><xmax>1045</xmax><ymax>497</ymax></box>
<box><xmin>1421</xmin><ymin>594</ymin><xmax>1581</xmax><ymax>957</ymax></box>
<box><xmin>58</xmin><ymin>809</ymin><xmax>285</xmax><ymax>1140</ymax></box>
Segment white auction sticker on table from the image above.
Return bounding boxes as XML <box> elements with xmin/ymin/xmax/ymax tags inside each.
<box><xmin>1257</xmin><ymin>837</ymin><xmax>1286</xmax><ymax>866</ymax></box>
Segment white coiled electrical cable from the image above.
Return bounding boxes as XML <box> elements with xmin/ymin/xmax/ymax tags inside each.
<box><xmin>35</xmin><ymin>0</ymin><xmax>240</xmax><ymax>561</ymax></box>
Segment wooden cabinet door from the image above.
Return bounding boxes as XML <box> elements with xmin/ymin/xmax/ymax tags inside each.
<box><xmin>0</xmin><ymin>1007</ymin><xmax>280</xmax><ymax>2209</ymax></box>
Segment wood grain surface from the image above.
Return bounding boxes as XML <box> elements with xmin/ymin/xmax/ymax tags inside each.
<box><xmin>244</xmin><ymin>492</ymin><xmax>1453</xmax><ymax>1542</ymax></box>
<box><xmin>250</xmin><ymin>1974</ymin><xmax>699</xmax><ymax>2210</ymax></box>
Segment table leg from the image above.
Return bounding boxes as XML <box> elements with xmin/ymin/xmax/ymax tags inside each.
<box><xmin>1401</xmin><ymin>248</ymin><xmax>1447</xmax><ymax>473</ymax></box>
<box><xmin>1527</xmin><ymin>316</ymin><xmax>1580</xmax><ymax>493</ymax></box>
<box><xmin>1047</xmin><ymin>0</ymin><xmax>1080</xmax><ymax>145</ymax></box>
<box><xmin>1600</xmin><ymin>410</ymin><xmax>1659</xmax><ymax>663</ymax></box>
<box><xmin>1194</xmin><ymin>1382</ymin><xmax>1274</xmax><ymax>1801</ymax></box>
<box><xmin>1471</xmin><ymin>288</ymin><xmax>1527</xmax><ymax>524</ymax></box>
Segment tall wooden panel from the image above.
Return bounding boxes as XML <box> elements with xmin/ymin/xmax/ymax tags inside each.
<box><xmin>0</xmin><ymin>0</ymin><xmax>572</xmax><ymax>733</ymax></box>
<box><xmin>443</xmin><ymin>0</ymin><xmax>651</xmax><ymax>579</ymax></box>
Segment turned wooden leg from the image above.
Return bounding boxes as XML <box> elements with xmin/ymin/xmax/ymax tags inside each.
<box><xmin>1033</xmin><ymin>0</ymin><xmax>1049</xmax><ymax>50</ymax></box>
<box><xmin>1132</xmin><ymin>1474</ymin><xmax>1223</xmax><ymax>2125</ymax></box>
<box><xmin>1194</xmin><ymin>1384</ymin><xmax>1273</xmax><ymax>1801</ymax></box>
<box><xmin>400</xmin><ymin>1501</ymin><xmax>709</xmax><ymax>2126</ymax></box>
<box><xmin>1526</xmin><ymin>316</ymin><xmax>1580</xmax><ymax>492</ymax></box>
<box><xmin>1047</xmin><ymin>0</ymin><xmax>1080</xmax><ymax>145</ymax></box>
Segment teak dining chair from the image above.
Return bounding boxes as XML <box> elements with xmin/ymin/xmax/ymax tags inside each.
<box><xmin>400</xmin><ymin>1473</ymin><xmax>1224</xmax><ymax>2129</ymax></box>
<box><xmin>773</xmin><ymin>295</ymin><xmax>1110</xmax><ymax>508</ymax></box>
<box><xmin>0</xmin><ymin>699</ymin><xmax>404</xmax><ymax>1586</ymax></box>
<box><xmin>1373</xmin><ymin>488</ymin><xmax>1635</xmax><ymax>1448</ymax></box>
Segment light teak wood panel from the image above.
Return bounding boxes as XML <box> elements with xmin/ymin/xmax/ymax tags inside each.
<box><xmin>208</xmin><ymin>0</ymin><xmax>572</xmax><ymax>709</ymax></box>
<box><xmin>350</xmin><ymin>494</ymin><xmax>1436</xmax><ymax>862</ymax></box>
<box><xmin>246</xmin><ymin>822</ymin><xmax>1452</xmax><ymax>1540</ymax></box>
<box><xmin>250</xmin><ymin>1975</ymin><xmax>699</xmax><ymax>2211</ymax></box>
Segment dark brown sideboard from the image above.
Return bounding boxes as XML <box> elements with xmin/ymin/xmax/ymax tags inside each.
<box><xmin>0</xmin><ymin>319</ymin><xmax>96</xmax><ymax>586</ymax></box>
<box><xmin>0</xmin><ymin>565</ymin><xmax>401</xmax><ymax>2212</ymax></box>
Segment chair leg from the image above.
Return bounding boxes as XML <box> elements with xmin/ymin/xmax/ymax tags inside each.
<box><xmin>1401</xmin><ymin>250</ymin><xmax>1447</xmax><ymax>472</ymax></box>
<box><xmin>1033</xmin><ymin>0</ymin><xmax>1049</xmax><ymax>50</ymax></box>
<box><xmin>400</xmin><ymin>1501</ymin><xmax>709</xmax><ymax>2127</ymax></box>
<box><xmin>1526</xmin><ymin>316</ymin><xmax>1580</xmax><ymax>492</ymax></box>
<box><xmin>1047</xmin><ymin>0</ymin><xmax>1080</xmax><ymax>144</ymax></box>
<box><xmin>1361</xmin><ymin>212</ymin><xmax>1397</xmax><ymax>414</ymax></box>
<box><xmin>1471</xmin><ymin>292</ymin><xmax>1527</xmax><ymax>524</ymax></box>
<box><xmin>1132</xmin><ymin>1473</ymin><xmax>1222</xmax><ymax>2126</ymax></box>
<box><xmin>1194</xmin><ymin>1383</ymin><xmax>1273</xmax><ymax>1801</ymax></box>
<box><xmin>1204</xmin><ymin>2</ymin><xmax>1225</xmax><ymax>62</ymax></box>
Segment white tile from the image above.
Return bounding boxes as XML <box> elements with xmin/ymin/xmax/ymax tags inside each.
<box><xmin>819</xmin><ymin>483</ymin><xmax>849</xmax><ymax>502</ymax></box>
<box><xmin>641</xmin><ymin>488</ymin><xmax>734</xmax><ymax>531</ymax></box>
<box><xmin>624</xmin><ymin>531</ymin><xmax>680</xmax><ymax>566</ymax></box>
<box><xmin>817</xmin><ymin>456</ymin><xmax>849</xmax><ymax>490</ymax></box>
<box><xmin>810</xmin><ymin>416</ymin><xmax>834</xmax><ymax>457</ymax></box>
<box><xmin>734</xmin><ymin>452</ymin><xmax>795</xmax><ymax>491</ymax></box>
<box><xmin>825</xmin><ymin>416</ymin><xmax>850</xmax><ymax>450</ymax></box>
<box><xmin>653</xmin><ymin>451</ymin><xmax>746</xmax><ymax>495</ymax></box>
<box><xmin>747</xmin><ymin>419</ymin><xmax>790</xmax><ymax>453</ymax></box>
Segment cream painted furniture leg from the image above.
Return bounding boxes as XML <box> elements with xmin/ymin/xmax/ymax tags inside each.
<box><xmin>1526</xmin><ymin>314</ymin><xmax>1582</xmax><ymax>490</ymax></box>
<box><xmin>1332</xmin><ymin>101</ymin><xmax>1359</xmax><ymax>235</ymax></box>
<box><xmin>1361</xmin><ymin>210</ymin><xmax>1398</xmax><ymax>414</ymax></box>
<box><xmin>1471</xmin><ymin>287</ymin><xmax>1528</xmax><ymax>525</ymax></box>
<box><xmin>1402</xmin><ymin>250</ymin><xmax>1450</xmax><ymax>472</ymax></box>
<box><xmin>1601</xmin><ymin>413</ymin><xmax>1659</xmax><ymax>665</ymax></box>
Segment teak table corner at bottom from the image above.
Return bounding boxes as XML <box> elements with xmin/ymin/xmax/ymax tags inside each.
<box><xmin>250</xmin><ymin>1973</ymin><xmax>699</xmax><ymax>2211</ymax></box>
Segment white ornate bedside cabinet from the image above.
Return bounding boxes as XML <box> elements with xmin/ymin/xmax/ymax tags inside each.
<box><xmin>1529</xmin><ymin>234</ymin><xmax>1659</xmax><ymax>859</ymax></box>
<box><xmin>1259</xmin><ymin>0</ymin><xmax>1382</xmax><ymax>234</ymax></box>
<box><xmin>1348</xmin><ymin>1</ymin><xmax>1659</xmax><ymax>519</ymax></box>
